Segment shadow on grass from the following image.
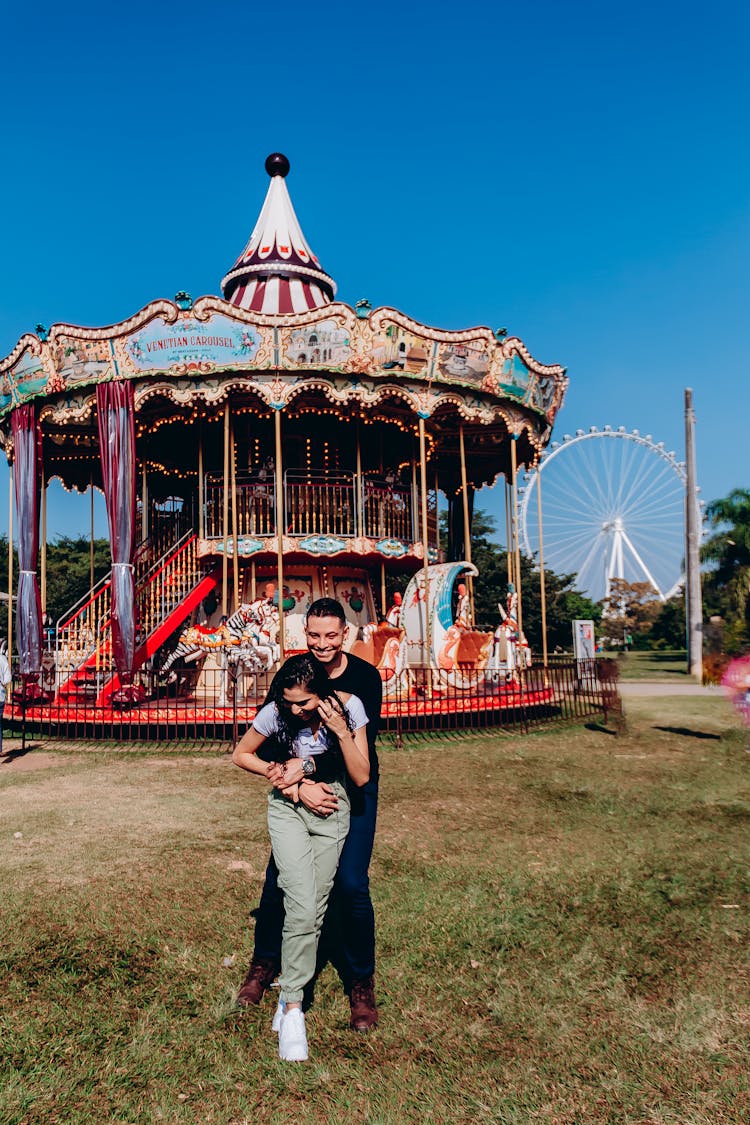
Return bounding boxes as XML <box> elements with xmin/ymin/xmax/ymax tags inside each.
<box><xmin>585</xmin><ymin>722</ymin><xmax>618</xmax><ymax>737</ymax></box>
<box><xmin>0</xmin><ymin>745</ymin><xmax>39</xmax><ymax>764</ymax></box>
<box><xmin>653</xmin><ymin>725</ymin><xmax>721</xmax><ymax>740</ymax></box>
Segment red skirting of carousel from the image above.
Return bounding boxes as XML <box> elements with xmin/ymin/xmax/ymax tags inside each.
<box><xmin>0</xmin><ymin>153</ymin><xmax>614</xmax><ymax>742</ymax></box>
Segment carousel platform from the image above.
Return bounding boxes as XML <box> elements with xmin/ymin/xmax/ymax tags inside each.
<box><xmin>6</xmin><ymin>661</ymin><xmax>609</xmax><ymax>743</ymax></box>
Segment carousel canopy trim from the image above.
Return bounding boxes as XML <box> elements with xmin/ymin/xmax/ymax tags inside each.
<box><xmin>0</xmin><ymin>297</ymin><xmax>567</xmax><ymax>435</ymax></box>
<box><xmin>221</xmin><ymin>153</ymin><xmax>337</xmax><ymax>315</ymax></box>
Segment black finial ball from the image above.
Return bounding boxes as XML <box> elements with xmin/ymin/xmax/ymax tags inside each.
<box><xmin>265</xmin><ymin>152</ymin><xmax>290</xmax><ymax>178</ymax></box>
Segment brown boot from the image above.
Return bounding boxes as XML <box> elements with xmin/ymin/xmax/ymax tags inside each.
<box><xmin>237</xmin><ymin>957</ymin><xmax>278</xmax><ymax>1006</ymax></box>
<box><xmin>349</xmin><ymin>976</ymin><xmax>378</xmax><ymax>1031</ymax></box>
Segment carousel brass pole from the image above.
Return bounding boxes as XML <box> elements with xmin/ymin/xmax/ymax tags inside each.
<box><xmin>355</xmin><ymin>417</ymin><xmax>363</xmax><ymax>539</ymax></box>
<box><xmin>459</xmin><ymin>424</ymin><xmax>474</xmax><ymax>625</ymax></box>
<box><xmin>90</xmin><ymin>472</ymin><xmax>95</xmax><ymax>597</ymax></box>
<box><xmin>381</xmin><ymin>561</ymin><xmax>386</xmax><ymax>617</ymax></box>
<box><xmin>8</xmin><ymin>466</ymin><xmax>13</xmax><ymax>660</ymax></box>
<box><xmin>536</xmin><ymin>463</ymin><xmax>548</xmax><ymax>668</ymax></box>
<box><xmin>505</xmin><ymin>478</ymin><xmax>514</xmax><ymax>588</ymax></box>
<box><xmin>89</xmin><ymin>473</ymin><xmax>96</xmax><ymax>643</ymax></box>
<box><xmin>251</xmin><ymin>560</ymin><xmax>256</xmax><ymax>602</ymax></box>
<box><xmin>230</xmin><ymin>418</ymin><xmax>239</xmax><ymax>610</ymax></box>
<box><xmin>197</xmin><ymin>422</ymin><xmax>204</xmax><ymax>540</ymax></box>
<box><xmin>434</xmin><ymin>466</ymin><xmax>440</xmax><ymax>559</ymax></box>
<box><xmin>222</xmin><ymin>402</ymin><xmax>229</xmax><ymax>617</ymax></box>
<box><xmin>40</xmin><ymin>471</ymin><xmax>47</xmax><ymax>617</ymax></box>
<box><xmin>274</xmin><ymin>408</ymin><xmax>285</xmax><ymax>660</ymax></box>
<box><xmin>510</xmin><ymin>437</ymin><xmax>524</xmax><ymax>645</ymax></box>
<box><xmin>141</xmin><ymin>461</ymin><xmax>148</xmax><ymax>543</ymax></box>
<box><xmin>411</xmin><ymin>445</ymin><xmax>419</xmax><ymax>543</ymax></box>
<box><xmin>418</xmin><ymin>417</ymin><xmax>432</xmax><ymax>687</ymax></box>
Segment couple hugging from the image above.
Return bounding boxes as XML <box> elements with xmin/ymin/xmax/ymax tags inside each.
<box><xmin>232</xmin><ymin>597</ymin><xmax>382</xmax><ymax>1062</ymax></box>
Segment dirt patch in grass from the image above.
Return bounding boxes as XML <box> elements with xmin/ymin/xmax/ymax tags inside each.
<box><xmin>1</xmin><ymin>749</ymin><xmax>79</xmax><ymax>772</ymax></box>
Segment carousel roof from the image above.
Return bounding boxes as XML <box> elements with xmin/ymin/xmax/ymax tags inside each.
<box><xmin>220</xmin><ymin>153</ymin><xmax>337</xmax><ymax>316</ymax></box>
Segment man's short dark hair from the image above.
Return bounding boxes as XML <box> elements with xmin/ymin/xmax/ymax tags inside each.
<box><xmin>306</xmin><ymin>597</ymin><xmax>346</xmax><ymax>624</ymax></box>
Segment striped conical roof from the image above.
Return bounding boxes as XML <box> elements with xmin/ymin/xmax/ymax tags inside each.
<box><xmin>221</xmin><ymin>153</ymin><xmax>337</xmax><ymax>316</ymax></box>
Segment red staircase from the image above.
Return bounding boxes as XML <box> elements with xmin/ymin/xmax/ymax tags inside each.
<box><xmin>55</xmin><ymin>532</ymin><xmax>219</xmax><ymax>705</ymax></box>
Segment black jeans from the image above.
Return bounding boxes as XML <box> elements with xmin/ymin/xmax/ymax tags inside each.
<box><xmin>253</xmin><ymin>779</ymin><xmax>378</xmax><ymax>982</ymax></box>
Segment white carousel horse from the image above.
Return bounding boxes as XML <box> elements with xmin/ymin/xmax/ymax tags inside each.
<box><xmin>159</xmin><ymin>602</ymin><xmax>280</xmax><ymax>702</ymax></box>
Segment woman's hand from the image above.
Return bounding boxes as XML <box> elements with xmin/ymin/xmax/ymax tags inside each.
<box><xmin>317</xmin><ymin>696</ymin><xmax>349</xmax><ymax>738</ymax></box>
<box><xmin>297</xmin><ymin>780</ymin><xmax>339</xmax><ymax>817</ymax></box>
<box><xmin>276</xmin><ymin>758</ymin><xmax>305</xmax><ymax>786</ymax></box>
<box><xmin>265</xmin><ymin>761</ymin><xmax>285</xmax><ymax>785</ymax></box>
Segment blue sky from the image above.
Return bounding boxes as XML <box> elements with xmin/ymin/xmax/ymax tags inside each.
<box><xmin>1</xmin><ymin>0</ymin><xmax>748</xmax><ymax>547</ymax></box>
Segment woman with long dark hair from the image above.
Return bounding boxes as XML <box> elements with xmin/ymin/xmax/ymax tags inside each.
<box><xmin>232</xmin><ymin>653</ymin><xmax>369</xmax><ymax>1061</ymax></box>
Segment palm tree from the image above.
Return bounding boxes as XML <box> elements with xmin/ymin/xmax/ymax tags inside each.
<box><xmin>702</xmin><ymin>489</ymin><xmax>750</xmax><ymax>651</ymax></box>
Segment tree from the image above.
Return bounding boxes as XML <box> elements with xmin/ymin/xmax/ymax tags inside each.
<box><xmin>43</xmin><ymin>537</ymin><xmax>111</xmax><ymax>625</ymax></box>
<box><xmin>701</xmin><ymin>488</ymin><xmax>750</xmax><ymax>654</ymax></box>
<box><xmin>0</xmin><ymin>534</ymin><xmax>111</xmax><ymax>629</ymax></box>
<box><xmin>648</xmin><ymin>595</ymin><xmax>686</xmax><ymax>650</ymax></box>
<box><xmin>600</xmin><ymin>578</ymin><xmax>662</xmax><ymax>647</ymax></box>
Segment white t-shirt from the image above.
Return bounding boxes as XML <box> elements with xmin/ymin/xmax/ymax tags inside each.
<box><xmin>0</xmin><ymin>653</ymin><xmax>10</xmax><ymax>703</ymax></box>
<box><xmin>252</xmin><ymin>694</ymin><xmax>368</xmax><ymax>757</ymax></box>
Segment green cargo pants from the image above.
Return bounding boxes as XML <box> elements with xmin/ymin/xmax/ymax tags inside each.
<box><xmin>267</xmin><ymin>781</ymin><xmax>350</xmax><ymax>1003</ymax></box>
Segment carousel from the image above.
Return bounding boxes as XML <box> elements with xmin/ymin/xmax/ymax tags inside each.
<box><xmin>0</xmin><ymin>153</ymin><xmax>570</xmax><ymax>738</ymax></box>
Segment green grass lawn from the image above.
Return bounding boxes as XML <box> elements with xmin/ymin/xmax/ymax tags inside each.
<box><xmin>1</xmin><ymin>696</ymin><xmax>748</xmax><ymax>1124</ymax></box>
<box><xmin>613</xmin><ymin>650</ymin><xmax>689</xmax><ymax>682</ymax></box>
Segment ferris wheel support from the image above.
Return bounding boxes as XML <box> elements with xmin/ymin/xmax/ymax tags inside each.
<box><xmin>604</xmin><ymin>520</ymin><xmax>666</xmax><ymax>602</ymax></box>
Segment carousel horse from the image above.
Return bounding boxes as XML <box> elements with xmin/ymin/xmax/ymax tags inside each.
<box><xmin>159</xmin><ymin>602</ymin><xmax>279</xmax><ymax>700</ymax></box>
<box><xmin>399</xmin><ymin>561</ymin><xmax>492</xmax><ymax>693</ymax></box>
<box><xmin>437</xmin><ymin>624</ymin><xmax>493</xmax><ymax>689</ymax></box>
<box><xmin>352</xmin><ymin>622</ymin><xmax>410</xmax><ymax>697</ymax></box>
<box><xmin>217</xmin><ymin>630</ymin><xmax>275</xmax><ymax>707</ymax></box>
<box><xmin>487</xmin><ymin>587</ymin><xmax>532</xmax><ymax>684</ymax></box>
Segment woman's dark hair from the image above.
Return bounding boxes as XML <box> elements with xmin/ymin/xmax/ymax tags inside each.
<box><xmin>269</xmin><ymin>653</ymin><xmax>353</xmax><ymax>757</ymax></box>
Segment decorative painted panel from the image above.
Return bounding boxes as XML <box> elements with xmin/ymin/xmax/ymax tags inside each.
<box><xmin>121</xmin><ymin>314</ymin><xmax>261</xmax><ymax>375</ymax></box>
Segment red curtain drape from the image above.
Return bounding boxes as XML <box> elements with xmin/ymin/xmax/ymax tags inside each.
<box><xmin>96</xmin><ymin>381</ymin><xmax>137</xmax><ymax>690</ymax></box>
<box><xmin>11</xmin><ymin>404</ymin><xmax>43</xmax><ymax>682</ymax></box>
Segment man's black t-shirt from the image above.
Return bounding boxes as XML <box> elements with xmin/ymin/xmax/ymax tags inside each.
<box><xmin>326</xmin><ymin>652</ymin><xmax>382</xmax><ymax>782</ymax></box>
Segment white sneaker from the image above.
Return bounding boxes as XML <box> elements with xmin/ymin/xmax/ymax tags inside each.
<box><xmin>278</xmin><ymin>1007</ymin><xmax>308</xmax><ymax>1061</ymax></box>
<box><xmin>272</xmin><ymin>1000</ymin><xmax>286</xmax><ymax>1033</ymax></box>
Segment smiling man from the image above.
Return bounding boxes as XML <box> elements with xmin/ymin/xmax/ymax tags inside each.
<box><xmin>237</xmin><ymin>597</ymin><xmax>383</xmax><ymax>1031</ymax></box>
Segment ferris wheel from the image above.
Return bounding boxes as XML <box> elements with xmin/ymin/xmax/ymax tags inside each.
<box><xmin>519</xmin><ymin>427</ymin><xmax>689</xmax><ymax>604</ymax></box>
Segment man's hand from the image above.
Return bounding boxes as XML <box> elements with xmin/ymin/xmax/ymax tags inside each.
<box><xmin>297</xmin><ymin>780</ymin><xmax>338</xmax><ymax>817</ymax></box>
<box><xmin>279</xmin><ymin>781</ymin><xmax>300</xmax><ymax>804</ymax></box>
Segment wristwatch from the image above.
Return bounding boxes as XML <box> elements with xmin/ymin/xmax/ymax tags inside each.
<box><xmin>300</xmin><ymin>757</ymin><xmax>316</xmax><ymax>778</ymax></box>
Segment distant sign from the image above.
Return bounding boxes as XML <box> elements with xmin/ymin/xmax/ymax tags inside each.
<box><xmin>123</xmin><ymin>314</ymin><xmax>260</xmax><ymax>372</ymax></box>
<box><xmin>572</xmin><ymin>619</ymin><xmax>596</xmax><ymax>661</ymax></box>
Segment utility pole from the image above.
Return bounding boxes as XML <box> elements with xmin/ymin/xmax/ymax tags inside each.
<box><xmin>684</xmin><ymin>389</ymin><xmax>702</xmax><ymax>681</ymax></box>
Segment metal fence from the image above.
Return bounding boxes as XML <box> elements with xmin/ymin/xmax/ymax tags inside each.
<box><xmin>3</xmin><ymin>657</ymin><xmax>618</xmax><ymax>749</ymax></box>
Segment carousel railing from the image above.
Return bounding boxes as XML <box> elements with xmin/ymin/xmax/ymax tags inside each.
<box><xmin>136</xmin><ymin>531</ymin><xmax>201</xmax><ymax>640</ymax></box>
<box><xmin>54</xmin><ymin>530</ymin><xmax>183</xmax><ymax>691</ymax></box>
<box><xmin>362</xmin><ymin>480</ymin><xmax>413</xmax><ymax>542</ymax></box>
<box><xmin>203</xmin><ymin>470</ymin><xmax>427</xmax><ymax>546</ymax></box>
<box><xmin>285</xmin><ymin>470</ymin><xmax>356</xmax><ymax>537</ymax></box>
<box><xmin>55</xmin><ymin>531</ymin><xmax>211</xmax><ymax>697</ymax></box>
<box><xmin>54</xmin><ymin>573</ymin><xmax>111</xmax><ymax>695</ymax></box>
<box><xmin>204</xmin><ymin>472</ymin><xmax>276</xmax><ymax>538</ymax></box>
<box><xmin>9</xmin><ymin>654</ymin><xmax>618</xmax><ymax>745</ymax></box>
